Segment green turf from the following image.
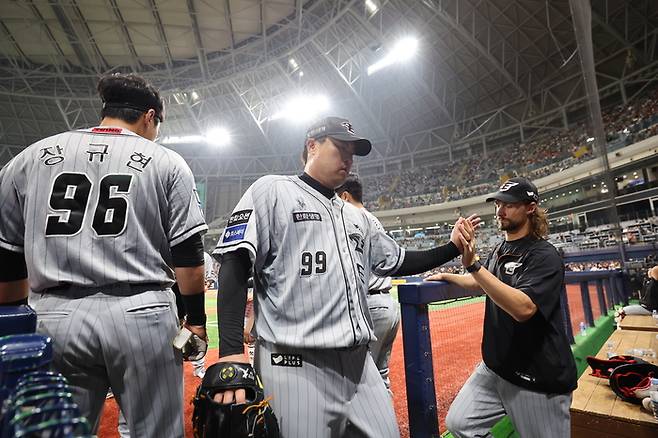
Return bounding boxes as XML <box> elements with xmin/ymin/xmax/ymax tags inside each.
<box><xmin>570</xmin><ymin>309</ymin><xmax>616</xmax><ymax>377</ymax></box>
<box><xmin>205</xmin><ymin>291</ymin><xmax>219</xmax><ymax>350</ymax></box>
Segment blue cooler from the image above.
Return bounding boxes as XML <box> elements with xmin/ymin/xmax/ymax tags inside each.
<box><xmin>0</xmin><ymin>306</ymin><xmax>36</xmax><ymax>336</ymax></box>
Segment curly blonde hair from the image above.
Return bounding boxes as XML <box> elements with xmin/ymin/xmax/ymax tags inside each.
<box><xmin>529</xmin><ymin>205</ymin><xmax>549</xmax><ymax>239</ymax></box>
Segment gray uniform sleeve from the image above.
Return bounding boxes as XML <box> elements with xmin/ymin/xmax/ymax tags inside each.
<box><xmin>0</xmin><ymin>158</ymin><xmax>25</xmax><ymax>253</ymax></box>
<box><xmin>367</xmin><ymin>211</ymin><xmax>405</xmax><ymax>277</ymax></box>
<box><xmin>166</xmin><ymin>153</ymin><xmax>208</xmax><ymax>247</ymax></box>
<box><xmin>213</xmin><ymin>177</ymin><xmax>271</xmax><ymax>267</ymax></box>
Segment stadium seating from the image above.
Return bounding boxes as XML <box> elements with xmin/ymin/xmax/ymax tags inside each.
<box><xmin>363</xmin><ymin>89</ymin><xmax>658</xmax><ymax>211</ymax></box>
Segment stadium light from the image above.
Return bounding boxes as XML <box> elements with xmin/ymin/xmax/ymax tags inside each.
<box><xmin>161</xmin><ymin>135</ymin><xmax>205</xmax><ymax>144</ymax></box>
<box><xmin>271</xmin><ymin>94</ymin><xmax>330</xmax><ymax>122</ymax></box>
<box><xmin>161</xmin><ymin>131</ymin><xmax>231</xmax><ymax>147</ymax></box>
<box><xmin>365</xmin><ymin>0</ymin><xmax>379</xmax><ymax>15</ymax></box>
<box><xmin>206</xmin><ymin>127</ymin><xmax>230</xmax><ymax>147</ymax></box>
<box><xmin>367</xmin><ymin>37</ymin><xmax>419</xmax><ymax>76</ymax></box>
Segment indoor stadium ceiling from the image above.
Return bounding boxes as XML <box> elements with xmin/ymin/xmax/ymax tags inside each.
<box><xmin>1</xmin><ymin>0</ymin><xmax>657</xmax><ymax>177</ymax></box>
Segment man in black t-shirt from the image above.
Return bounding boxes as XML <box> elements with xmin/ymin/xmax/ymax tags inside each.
<box><xmin>428</xmin><ymin>177</ymin><xmax>577</xmax><ymax>438</ymax></box>
<box><xmin>618</xmin><ymin>265</ymin><xmax>658</xmax><ymax>318</ymax></box>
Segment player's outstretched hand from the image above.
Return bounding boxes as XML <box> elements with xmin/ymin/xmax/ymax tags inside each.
<box><xmin>465</xmin><ymin>213</ymin><xmax>482</xmax><ymax>230</ymax></box>
<box><xmin>213</xmin><ymin>353</ymin><xmax>250</xmax><ymax>404</ymax></box>
<box><xmin>459</xmin><ymin>230</ymin><xmax>477</xmax><ymax>267</ymax></box>
<box><xmin>451</xmin><ymin>214</ymin><xmax>480</xmax><ymax>254</ymax></box>
<box><xmin>425</xmin><ymin>272</ymin><xmax>444</xmax><ymax>281</ymax></box>
<box><xmin>450</xmin><ymin>217</ymin><xmax>465</xmax><ymax>250</ymax></box>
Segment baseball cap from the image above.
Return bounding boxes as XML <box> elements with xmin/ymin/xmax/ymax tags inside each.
<box><xmin>305</xmin><ymin>116</ymin><xmax>372</xmax><ymax>156</ymax></box>
<box><xmin>486</xmin><ymin>177</ymin><xmax>540</xmax><ymax>204</ymax></box>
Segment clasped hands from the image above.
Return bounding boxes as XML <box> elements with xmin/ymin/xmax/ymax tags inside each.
<box><xmin>449</xmin><ymin>214</ymin><xmax>480</xmax><ymax>268</ymax></box>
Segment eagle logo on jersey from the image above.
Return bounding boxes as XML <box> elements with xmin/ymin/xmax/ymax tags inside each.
<box><xmin>296</xmin><ymin>198</ymin><xmax>306</xmax><ymax>209</ymax></box>
<box><xmin>348</xmin><ymin>231</ymin><xmax>366</xmax><ymax>285</ymax></box>
<box><xmin>504</xmin><ymin>261</ymin><xmax>523</xmax><ymax>275</ymax></box>
<box><xmin>348</xmin><ymin>233</ymin><xmax>365</xmax><ymax>254</ymax></box>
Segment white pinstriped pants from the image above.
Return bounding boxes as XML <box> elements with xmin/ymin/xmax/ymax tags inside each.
<box><xmin>30</xmin><ymin>287</ymin><xmax>183</xmax><ymax>437</ymax></box>
<box><xmin>446</xmin><ymin>362</ymin><xmax>572</xmax><ymax>438</ymax></box>
<box><xmin>255</xmin><ymin>342</ymin><xmax>400</xmax><ymax>438</ymax></box>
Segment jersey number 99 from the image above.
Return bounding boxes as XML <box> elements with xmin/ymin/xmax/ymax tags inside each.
<box><xmin>300</xmin><ymin>251</ymin><xmax>327</xmax><ymax>276</ymax></box>
<box><xmin>45</xmin><ymin>172</ymin><xmax>133</xmax><ymax>237</ymax></box>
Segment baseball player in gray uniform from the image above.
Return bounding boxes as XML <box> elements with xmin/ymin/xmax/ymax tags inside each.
<box><xmin>336</xmin><ymin>174</ymin><xmax>400</xmax><ymax>394</ymax></box>
<box><xmin>211</xmin><ymin>116</ymin><xmax>478</xmax><ymax>438</ymax></box>
<box><xmin>0</xmin><ymin>73</ymin><xmax>208</xmax><ymax>437</ymax></box>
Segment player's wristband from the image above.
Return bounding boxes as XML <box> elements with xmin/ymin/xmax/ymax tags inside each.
<box><xmin>181</xmin><ymin>292</ymin><xmax>206</xmax><ymax>326</ymax></box>
<box><xmin>466</xmin><ymin>261</ymin><xmax>482</xmax><ymax>273</ymax></box>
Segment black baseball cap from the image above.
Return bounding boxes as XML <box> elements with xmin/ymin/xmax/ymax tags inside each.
<box><xmin>486</xmin><ymin>177</ymin><xmax>540</xmax><ymax>204</ymax></box>
<box><xmin>305</xmin><ymin>116</ymin><xmax>372</xmax><ymax>156</ymax></box>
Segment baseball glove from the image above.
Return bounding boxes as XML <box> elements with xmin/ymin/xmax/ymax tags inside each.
<box><xmin>586</xmin><ymin>355</ymin><xmax>648</xmax><ymax>379</ymax></box>
<box><xmin>192</xmin><ymin>362</ymin><xmax>279</xmax><ymax>438</ymax></box>
<box><xmin>609</xmin><ymin>362</ymin><xmax>658</xmax><ymax>404</ymax></box>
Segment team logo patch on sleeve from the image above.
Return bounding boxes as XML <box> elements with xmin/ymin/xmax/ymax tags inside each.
<box><xmin>228</xmin><ymin>209</ymin><xmax>252</xmax><ymax>226</ymax></box>
<box><xmin>222</xmin><ymin>224</ymin><xmax>247</xmax><ymax>243</ymax></box>
<box><xmin>292</xmin><ymin>212</ymin><xmax>322</xmax><ymax>223</ymax></box>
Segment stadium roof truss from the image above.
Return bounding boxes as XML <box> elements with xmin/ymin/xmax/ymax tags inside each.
<box><xmin>0</xmin><ymin>0</ymin><xmax>657</xmax><ymax>177</ymax></box>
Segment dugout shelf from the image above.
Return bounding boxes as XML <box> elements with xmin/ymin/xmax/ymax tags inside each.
<box><xmin>618</xmin><ymin>315</ymin><xmax>658</xmax><ymax>332</ymax></box>
<box><xmin>570</xmin><ymin>329</ymin><xmax>658</xmax><ymax>437</ymax></box>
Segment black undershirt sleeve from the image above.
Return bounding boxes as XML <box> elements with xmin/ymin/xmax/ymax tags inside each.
<box><xmin>0</xmin><ymin>297</ymin><xmax>28</xmax><ymax>306</ymax></box>
<box><xmin>0</xmin><ymin>248</ymin><xmax>27</xmax><ymax>282</ymax></box>
<box><xmin>392</xmin><ymin>241</ymin><xmax>460</xmax><ymax>276</ymax></box>
<box><xmin>170</xmin><ymin>233</ymin><xmax>204</xmax><ymax>267</ymax></box>
<box><xmin>217</xmin><ymin>249</ymin><xmax>252</xmax><ymax>357</ymax></box>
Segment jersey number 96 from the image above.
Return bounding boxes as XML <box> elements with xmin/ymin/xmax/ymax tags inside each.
<box><xmin>300</xmin><ymin>251</ymin><xmax>327</xmax><ymax>276</ymax></box>
<box><xmin>45</xmin><ymin>172</ymin><xmax>133</xmax><ymax>237</ymax></box>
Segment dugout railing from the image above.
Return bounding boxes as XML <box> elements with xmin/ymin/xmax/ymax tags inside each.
<box><xmin>398</xmin><ymin>269</ymin><xmax>629</xmax><ymax>438</ymax></box>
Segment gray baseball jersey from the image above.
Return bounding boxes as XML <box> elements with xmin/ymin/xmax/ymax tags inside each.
<box><xmin>363</xmin><ymin>209</ymin><xmax>393</xmax><ymax>292</ymax></box>
<box><xmin>0</xmin><ymin>126</ymin><xmax>207</xmax><ymax>292</ymax></box>
<box><xmin>213</xmin><ymin>174</ymin><xmax>405</xmax><ymax>349</ymax></box>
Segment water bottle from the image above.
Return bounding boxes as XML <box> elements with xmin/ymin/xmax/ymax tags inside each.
<box><xmin>651</xmin><ymin>391</ymin><xmax>658</xmax><ymax>420</ymax></box>
<box><xmin>653</xmin><ymin>309</ymin><xmax>658</xmax><ymax>319</ymax></box>
<box><xmin>579</xmin><ymin>321</ymin><xmax>587</xmax><ymax>336</ymax></box>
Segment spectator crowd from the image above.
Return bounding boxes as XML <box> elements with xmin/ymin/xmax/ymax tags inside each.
<box><xmin>362</xmin><ymin>88</ymin><xmax>658</xmax><ymax>211</ymax></box>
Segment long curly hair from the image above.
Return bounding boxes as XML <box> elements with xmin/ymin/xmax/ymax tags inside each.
<box><xmin>529</xmin><ymin>205</ymin><xmax>550</xmax><ymax>239</ymax></box>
